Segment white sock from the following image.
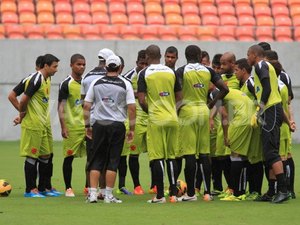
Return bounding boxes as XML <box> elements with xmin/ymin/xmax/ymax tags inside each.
<box><xmin>90</xmin><ymin>188</ymin><xmax>97</xmax><ymax>196</ymax></box>
<box><xmin>100</xmin><ymin>188</ymin><xmax>105</xmax><ymax>195</ymax></box>
<box><xmin>105</xmin><ymin>187</ymin><xmax>113</xmax><ymax>198</ymax></box>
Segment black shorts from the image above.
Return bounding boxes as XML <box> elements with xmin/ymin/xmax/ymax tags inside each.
<box><xmin>89</xmin><ymin>120</ymin><xmax>126</xmax><ymax>172</ymax></box>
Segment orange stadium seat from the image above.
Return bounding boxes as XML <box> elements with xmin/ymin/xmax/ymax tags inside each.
<box><xmin>197</xmin><ymin>26</ymin><xmax>217</xmax><ymax>40</ymax></box>
<box><xmin>217</xmin><ymin>26</ymin><xmax>236</xmax><ymax>41</ymax></box>
<box><xmin>216</xmin><ymin>0</ymin><xmax>234</xmax><ymax>4</ymax></box>
<box><xmin>272</xmin><ymin>5</ymin><xmax>289</xmax><ymax>17</ymax></box>
<box><xmin>177</xmin><ymin>26</ymin><xmax>198</xmax><ymax>40</ymax></box>
<box><xmin>290</xmin><ymin>5</ymin><xmax>300</xmax><ymax>17</ymax></box>
<box><xmin>128</xmin><ymin>13</ymin><xmax>146</xmax><ymax>25</ymax></box>
<box><xmin>36</xmin><ymin>1</ymin><xmax>54</xmax><ymax>14</ymax></box>
<box><xmin>198</xmin><ymin>0</ymin><xmax>215</xmax><ymax>4</ymax></box>
<box><xmin>0</xmin><ymin>1</ymin><xmax>17</xmax><ymax>13</ymax></box>
<box><xmin>288</xmin><ymin>0</ymin><xmax>300</xmax><ymax>7</ymax></box>
<box><xmin>147</xmin><ymin>14</ymin><xmax>165</xmax><ymax>25</ymax></box>
<box><xmin>255</xmin><ymin>26</ymin><xmax>274</xmax><ymax>41</ymax></box>
<box><xmin>92</xmin><ymin>12</ymin><xmax>110</xmax><ymax>25</ymax></box>
<box><xmin>45</xmin><ymin>25</ymin><xmax>64</xmax><ymax>39</ymax></box>
<box><xmin>183</xmin><ymin>14</ymin><xmax>201</xmax><ymax>25</ymax></box>
<box><xmin>235</xmin><ymin>4</ymin><xmax>254</xmax><ymax>17</ymax></box>
<box><xmin>252</xmin><ymin>0</ymin><xmax>269</xmax><ymax>5</ymax></box>
<box><xmin>109</xmin><ymin>2</ymin><xmax>126</xmax><ymax>14</ymax></box>
<box><xmin>111</xmin><ymin>13</ymin><xmax>128</xmax><ymax>25</ymax></box>
<box><xmin>158</xmin><ymin>26</ymin><xmax>178</xmax><ymax>40</ymax></box>
<box><xmin>218</xmin><ymin>4</ymin><xmax>236</xmax><ymax>16</ymax></box>
<box><xmin>220</xmin><ymin>15</ymin><xmax>238</xmax><ymax>26</ymax></box>
<box><xmin>56</xmin><ymin>13</ymin><xmax>74</xmax><ymax>25</ymax></box>
<box><xmin>101</xmin><ymin>25</ymin><xmax>120</xmax><ymax>40</ymax></box>
<box><xmin>144</xmin><ymin>0</ymin><xmax>161</xmax><ymax>3</ymax></box>
<box><xmin>294</xmin><ymin>27</ymin><xmax>300</xmax><ymax>41</ymax></box>
<box><xmin>202</xmin><ymin>15</ymin><xmax>220</xmax><ymax>26</ymax></box>
<box><xmin>1</xmin><ymin>12</ymin><xmax>19</xmax><ymax>24</ymax></box>
<box><xmin>126</xmin><ymin>2</ymin><xmax>144</xmax><ymax>14</ymax></box>
<box><xmin>234</xmin><ymin>0</ymin><xmax>251</xmax><ymax>6</ymax></box>
<box><xmin>274</xmin><ymin>26</ymin><xmax>293</xmax><ymax>41</ymax></box>
<box><xmin>292</xmin><ymin>15</ymin><xmax>300</xmax><ymax>26</ymax></box>
<box><xmin>165</xmin><ymin>0</ymin><xmax>180</xmax><ymax>3</ymax></box>
<box><xmin>164</xmin><ymin>3</ymin><xmax>181</xmax><ymax>15</ymax></box>
<box><xmin>63</xmin><ymin>25</ymin><xmax>83</xmax><ymax>39</ymax></box>
<box><xmin>24</xmin><ymin>25</ymin><xmax>45</xmax><ymax>39</ymax></box>
<box><xmin>235</xmin><ymin>26</ymin><xmax>255</xmax><ymax>41</ymax></box>
<box><xmin>199</xmin><ymin>4</ymin><xmax>218</xmax><ymax>16</ymax></box>
<box><xmin>139</xmin><ymin>25</ymin><xmax>159</xmax><ymax>40</ymax></box>
<box><xmin>238</xmin><ymin>15</ymin><xmax>256</xmax><ymax>26</ymax></box>
<box><xmin>73</xmin><ymin>2</ymin><xmax>90</xmax><ymax>14</ymax></box>
<box><xmin>274</xmin><ymin>15</ymin><xmax>292</xmax><ymax>26</ymax></box>
<box><xmin>54</xmin><ymin>2</ymin><xmax>72</xmax><ymax>14</ymax></box>
<box><xmin>18</xmin><ymin>1</ymin><xmax>35</xmax><ymax>13</ymax></box>
<box><xmin>271</xmin><ymin>0</ymin><xmax>288</xmax><ymax>6</ymax></box>
<box><xmin>81</xmin><ymin>25</ymin><xmax>101</xmax><ymax>39</ymax></box>
<box><xmin>120</xmin><ymin>25</ymin><xmax>140</xmax><ymax>40</ymax></box>
<box><xmin>19</xmin><ymin>12</ymin><xmax>37</xmax><ymax>24</ymax></box>
<box><xmin>181</xmin><ymin>3</ymin><xmax>199</xmax><ymax>15</ymax></box>
<box><xmin>254</xmin><ymin>4</ymin><xmax>272</xmax><ymax>17</ymax></box>
<box><xmin>90</xmin><ymin>2</ymin><xmax>108</xmax><ymax>14</ymax></box>
<box><xmin>256</xmin><ymin>16</ymin><xmax>274</xmax><ymax>26</ymax></box>
<box><xmin>145</xmin><ymin>2</ymin><xmax>163</xmax><ymax>15</ymax></box>
<box><xmin>37</xmin><ymin>12</ymin><xmax>55</xmax><ymax>24</ymax></box>
<box><xmin>5</xmin><ymin>24</ymin><xmax>25</xmax><ymax>39</ymax></box>
<box><xmin>0</xmin><ymin>25</ymin><xmax>5</xmax><ymax>39</ymax></box>
<box><xmin>165</xmin><ymin>13</ymin><xmax>183</xmax><ymax>25</ymax></box>
<box><xmin>74</xmin><ymin>13</ymin><xmax>92</xmax><ymax>25</ymax></box>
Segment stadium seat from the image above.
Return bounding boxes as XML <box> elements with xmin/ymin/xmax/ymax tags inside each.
<box><xmin>19</xmin><ymin>12</ymin><xmax>37</xmax><ymax>24</ymax></box>
<box><xmin>111</xmin><ymin>13</ymin><xmax>128</xmax><ymax>25</ymax></box>
<box><xmin>216</xmin><ymin>0</ymin><xmax>234</xmax><ymax>4</ymax></box>
<box><xmin>198</xmin><ymin>0</ymin><xmax>215</xmax><ymax>4</ymax></box>
<box><xmin>90</xmin><ymin>2</ymin><xmax>108</xmax><ymax>14</ymax></box>
<box><xmin>252</xmin><ymin>0</ymin><xmax>269</xmax><ymax>5</ymax></box>
<box><xmin>54</xmin><ymin>2</ymin><xmax>72</xmax><ymax>14</ymax></box>
<box><xmin>181</xmin><ymin>3</ymin><xmax>199</xmax><ymax>15</ymax></box>
<box><xmin>272</xmin><ymin>5</ymin><xmax>289</xmax><ymax>17</ymax></box>
<box><xmin>238</xmin><ymin>15</ymin><xmax>256</xmax><ymax>26</ymax></box>
<box><xmin>101</xmin><ymin>25</ymin><xmax>120</xmax><ymax>40</ymax></box>
<box><xmin>1</xmin><ymin>12</ymin><xmax>19</xmax><ymax>24</ymax></box>
<box><xmin>254</xmin><ymin>4</ymin><xmax>272</xmax><ymax>17</ymax></box>
<box><xmin>145</xmin><ymin>2</ymin><xmax>163</xmax><ymax>15</ymax></box>
<box><xmin>81</xmin><ymin>25</ymin><xmax>101</xmax><ymax>39</ymax></box>
<box><xmin>199</xmin><ymin>4</ymin><xmax>218</xmax><ymax>16</ymax></box>
<box><xmin>74</xmin><ymin>13</ymin><xmax>92</xmax><ymax>25</ymax></box>
<box><xmin>24</xmin><ymin>25</ymin><xmax>45</xmax><ymax>39</ymax></box>
<box><xmin>73</xmin><ymin>2</ymin><xmax>90</xmax><ymax>14</ymax></box>
<box><xmin>126</xmin><ymin>2</ymin><xmax>144</xmax><ymax>14</ymax></box>
<box><xmin>109</xmin><ymin>2</ymin><xmax>126</xmax><ymax>14</ymax></box>
<box><xmin>274</xmin><ymin>15</ymin><xmax>292</xmax><ymax>26</ymax></box>
<box><xmin>5</xmin><ymin>24</ymin><xmax>25</xmax><ymax>39</ymax></box>
<box><xmin>147</xmin><ymin>14</ymin><xmax>165</xmax><ymax>25</ymax></box>
<box><xmin>256</xmin><ymin>16</ymin><xmax>274</xmax><ymax>26</ymax></box>
<box><xmin>45</xmin><ymin>25</ymin><xmax>64</xmax><ymax>39</ymax></box>
<box><xmin>235</xmin><ymin>4</ymin><xmax>254</xmax><ymax>17</ymax></box>
<box><xmin>288</xmin><ymin>0</ymin><xmax>300</xmax><ymax>7</ymax></box>
<box><xmin>255</xmin><ymin>26</ymin><xmax>274</xmax><ymax>41</ymax></box>
<box><xmin>294</xmin><ymin>27</ymin><xmax>300</xmax><ymax>40</ymax></box>
<box><xmin>235</xmin><ymin>26</ymin><xmax>255</xmax><ymax>41</ymax></box>
<box><xmin>144</xmin><ymin>0</ymin><xmax>161</xmax><ymax>2</ymax></box>
<box><xmin>165</xmin><ymin>0</ymin><xmax>180</xmax><ymax>3</ymax></box>
<box><xmin>0</xmin><ymin>1</ymin><xmax>17</xmax><ymax>13</ymax></box>
<box><xmin>217</xmin><ymin>26</ymin><xmax>236</xmax><ymax>41</ymax></box>
<box><xmin>128</xmin><ymin>13</ymin><xmax>146</xmax><ymax>25</ymax></box>
<box><xmin>36</xmin><ymin>1</ymin><xmax>54</xmax><ymax>14</ymax></box>
<box><xmin>220</xmin><ymin>15</ymin><xmax>238</xmax><ymax>26</ymax></box>
<box><xmin>290</xmin><ymin>5</ymin><xmax>300</xmax><ymax>17</ymax></box>
<box><xmin>164</xmin><ymin>3</ymin><xmax>181</xmax><ymax>15</ymax></box>
<box><xmin>37</xmin><ymin>12</ymin><xmax>55</xmax><ymax>24</ymax></box>
<box><xmin>158</xmin><ymin>26</ymin><xmax>178</xmax><ymax>40</ymax></box>
<box><xmin>197</xmin><ymin>26</ymin><xmax>217</xmax><ymax>40</ymax></box>
<box><xmin>177</xmin><ymin>26</ymin><xmax>198</xmax><ymax>40</ymax></box>
<box><xmin>0</xmin><ymin>25</ymin><xmax>5</xmax><ymax>39</ymax></box>
<box><xmin>92</xmin><ymin>12</ymin><xmax>110</xmax><ymax>25</ymax></box>
<box><xmin>202</xmin><ymin>15</ymin><xmax>220</xmax><ymax>26</ymax></box>
<box><xmin>18</xmin><ymin>1</ymin><xmax>35</xmax><ymax>13</ymax></box>
<box><xmin>218</xmin><ymin>4</ymin><xmax>235</xmax><ymax>16</ymax></box>
<box><xmin>292</xmin><ymin>15</ymin><xmax>300</xmax><ymax>26</ymax></box>
<box><xmin>63</xmin><ymin>25</ymin><xmax>83</xmax><ymax>39</ymax></box>
<box><xmin>139</xmin><ymin>25</ymin><xmax>159</xmax><ymax>40</ymax></box>
<box><xmin>165</xmin><ymin>13</ymin><xmax>183</xmax><ymax>25</ymax></box>
<box><xmin>274</xmin><ymin>27</ymin><xmax>293</xmax><ymax>41</ymax></box>
<box><xmin>56</xmin><ymin>13</ymin><xmax>74</xmax><ymax>25</ymax></box>
<box><xmin>119</xmin><ymin>25</ymin><xmax>140</xmax><ymax>40</ymax></box>
<box><xmin>271</xmin><ymin>0</ymin><xmax>288</xmax><ymax>6</ymax></box>
<box><xmin>183</xmin><ymin>14</ymin><xmax>201</xmax><ymax>25</ymax></box>
<box><xmin>234</xmin><ymin>0</ymin><xmax>251</xmax><ymax>6</ymax></box>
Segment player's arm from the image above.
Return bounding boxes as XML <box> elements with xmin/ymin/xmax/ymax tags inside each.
<box><xmin>174</xmin><ymin>67</ymin><xmax>183</xmax><ymax>110</ymax></box>
<box><xmin>126</xmin><ymin>80</ymin><xmax>136</xmax><ymax>142</ymax></box>
<box><xmin>83</xmin><ymin>82</ymin><xmax>95</xmax><ymax>139</ymax></box>
<box><xmin>219</xmin><ymin>106</ymin><xmax>230</xmax><ymax>147</ymax></box>
<box><xmin>8</xmin><ymin>91</ymin><xmax>20</xmax><ymax>111</ymax></box>
<box><xmin>137</xmin><ymin>70</ymin><xmax>148</xmax><ymax>113</ymax></box>
<box><xmin>58</xmin><ymin>81</ymin><xmax>69</xmax><ymax>138</ymax></box>
<box><xmin>255</xmin><ymin>62</ymin><xmax>271</xmax><ymax>110</ymax></box>
<box><xmin>16</xmin><ymin>94</ymin><xmax>30</xmax><ymax>125</ymax></box>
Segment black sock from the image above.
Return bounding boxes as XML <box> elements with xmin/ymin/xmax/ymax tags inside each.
<box><xmin>230</xmin><ymin>159</ymin><xmax>245</xmax><ymax>196</ymax></box>
<box><xmin>166</xmin><ymin>159</ymin><xmax>178</xmax><ymax>196</ymax></box>
<box><xmin>118</xmin><ymin>156</ymin><xmax>127</xmax><ymax>189</ymax></box>
<box><xmin>282</xmin><ymin>160</ymin><xmax>290</xmax><ymax>191</ymax></box>
<box><xmin>24</xmin><ymin>158</ymin><xmax>37</xmax><ymax>193</ymax></box>
<box><xmin>267</xmin><ymin>179</ymin><xmax>276</xmax><ymax>196</ymax></box>
<box><xmin>38</xmin><ymin>158</ymin><xmax>50</xmax><ymax>192</ymax></box>
<box><xmin>129</xmin><ymin>155</ymin><xmax>140</xmax><ymax>188</ymax></box>
<box><xmin>287</xmin><ymin>157</ymin><xmax>295</xmax><ymax>193</ymax></box>
<box><xmin>276</xmin><ymin>173</ymin><xmax>287</xmax><ymax>193</ymax></box>
<box><xmin>149</xmin><ymin>161</ymin><xmax>155</xmax><ymax>189</ymax></box>
<box><xmin>45</xmin><ymin>153</ymin><xmax>53</xmax><ymax>190</ymax></box>
<box><xmin>211</xmin><ymin>157</ymin><xmax>223</xmax><ymax>191</ymax></box>
<box><xmin>199</xmin><ymin>154</ymin><xmax>212</xmax><ymax>195</ymax></box>
<box><xmin>247</xmin><ymin>161</ymin><xmax>264</xmax><ymax>194</ymax></box>
<box><xmin>152</xmin><ymin>159</ymin><xmax>164</xmax><ymax>199</ymax></box>
<box><xmin>195</xmin><ymin>159</ymin><xmax>202</xmax><ymax>190</ymax></box>
<box><xmin>264</xmin><ymin>161</ymin><xmax>270</xmax><ymax>181</ymax></box>
<box><xmin>184</xmin><ymin>155</ymin><xmax>196</xmax><ymax>197</ymax></box>
<box><xmin>63</xmin><ymin>156</ymin><xmax>74</xmax><ymax>190</ymax></box>
<box><xmin>176</xmin><ymin>157</ymin><xmax>183</xmax><ymax>180</ymax></box>
<box><xmin>223</xmin><ymin>157</ymin><xmax>231</xmax><ymax>189</ymax></box>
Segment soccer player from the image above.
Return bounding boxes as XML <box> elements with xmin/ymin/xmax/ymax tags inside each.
<box><xmin>164</xmin><ymin>46</ymin><xmax>178</xmax><ymax>71</ymax></box>
<box><xmin>201</xmin><ymin>50</ymin><xmax>210</xmax><ymax>66</ymax></box>
<box><xmin>138</xmin><ymin>45</ymin><xmax>182</xmax><ymax>203</ymax></box>
<box><xmin>14</xmin><ymin>54</ymin><xmax>59</xmax><ymax>197</ymax></box>
<box><xmin>58</xmin><ymin>54</ymin><xmax>87</xmax><ymax>197</ymax></box>
<box><xmin>220</xmin><ymin>52</ymin><xmax>240</xmax><ymax>89</ymax></box>
<box><xmin>247</xmin><ymin>45</ymin><xmax>289</xmax><ymax>203</ymax></box>
<box><xmin>175</xmin><ymin>45</ymin><xmax>229</xmax><ymax>202</ymax></box>
<box><xmin>84</xmin><ymin>54</ymin><xmax>136</xmax><ymax>203</ymax></box>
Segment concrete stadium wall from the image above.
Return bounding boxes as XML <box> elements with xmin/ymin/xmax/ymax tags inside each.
<box><xmin>0</xmin><ymin>40</ymin><xmax>299</xmax><ymax>143</ymax></box>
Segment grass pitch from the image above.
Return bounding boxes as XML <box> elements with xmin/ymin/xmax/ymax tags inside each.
<box><xmin>0</xmin><ymin>141</ymin><xmax>300</xmax><ymax>225</ymax></box>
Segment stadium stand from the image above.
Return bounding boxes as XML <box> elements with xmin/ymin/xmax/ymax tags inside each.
<box><xmin>24</xmin><ymin>24</ymin><xmax>45</xmax><ymax>39</ymax></box>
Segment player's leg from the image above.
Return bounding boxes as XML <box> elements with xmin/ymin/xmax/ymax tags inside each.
<box><xmin>117</xmin><ymin>155</ymin><xmax>132</xmax><ymax>195</ymax></box>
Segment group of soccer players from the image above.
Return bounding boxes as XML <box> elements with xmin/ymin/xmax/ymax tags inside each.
<box><xmin>9</xmin><ymin>41</ymin><xmax>296</xmax><ymax>204</ymax></box>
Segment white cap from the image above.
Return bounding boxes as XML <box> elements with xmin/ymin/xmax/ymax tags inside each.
<box><xmin>106</xmin><ymin>55</ymin><xmax>121</xmax><ymax>67</ymax></box>
<box><xmin>98</xmin><ymin>48</ymin><xmax>114</xmax><ymax>60</ymax></box>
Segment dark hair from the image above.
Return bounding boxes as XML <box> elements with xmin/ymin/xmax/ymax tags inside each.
<box><xmin>70</xmin><ymin>54</ymin><xmax>85</xmax><ymax>64</ymax></box>
<box><xmin>249</xmin><ymin>45</ymin><xmax>265</xmax><ymax>57</ymax></box>
<box><xmin>258</xmin><ymin>42</ymin><xmax>271</xmax><ymax>51</ymax></box>
<box><xmin>212</xmin><ymin>53</ymin><xmax>222</xmax><ymax>66</ymax></box>
<box><xmin>118</xmin><ymin>55</ymin><xmax>125</xmax><ymax>66</ymax></box>
<box><xmin>235</xmin><ymin>58</ymin><xmax>252</xmax><ymax>74</ymax></box>
<box><xmin>264</xmin><ymin>50</ymin><xmax>278</xmax><ymax>61</ymax></box>
<box><xmin>185</xmin><ymin>45</ymin><xmax>201</xmax><ymax>62</ymax></box>
<box><xmin>146</xmin><ymin>45</ymin><xmax>161</xmax><ymax>60</ymax></box>
<box><xmin>165</xmin><ymin>46</ymin><xmax>178</xmax><ymax>56</ymax></box>
<box><xmin>41</xmin><ymin>54</ymin><xmax>60</xmax><ymax>67</ymax></box>
<box><xmin>137</xmin><ymin>50</ymin><xmax>146</xmax><ymax>61</ymax></box>
<box><xmin>269</xmin><ymin>60</ymin><xmax>282</xmax><ymax>76</ymax></box>
<box><xmin>201</xmin><ymin>51</ymin><xmax>210</xmax><ymax>61</ymax></box>
<box><xmin>35</xmin><ymin>55</ymin><xmax>44</xmax><ymax>69</ymax></box>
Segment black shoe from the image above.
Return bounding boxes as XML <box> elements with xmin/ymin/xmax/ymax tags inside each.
<box><xmin>289</xmin><ymin>192</ymin><xmax>296</xmax><ymax>199</ymax></box>
<box><xmin>271</xmin><ymin>191</ymin><xmax>289</xmax><ymax>203</ymax></box>
<box><xmin>254</xmin><ymin>192</ymin><xmax>273</xmax><ymax>202</ymax></box>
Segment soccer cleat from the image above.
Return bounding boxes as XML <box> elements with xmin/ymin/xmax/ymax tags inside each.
<box><xmin>237</xmin><ymin>194</ymin><xmax>247</xmax><ymax>201</ymax></box>
<box><xmin>40</xmin><ymin>190</ymin><xmax>60</xmax><ymax>197</ymax></box>
<box><xmin>147</xmin><ymin>197</ymin><xmax>166</xmax><ymax>203</ymax></box>
<box><xmin>211</xmin><ymin>190</ymin><xmax>222</xmax><ymax>196</ymax></box>
<box><xmin>83</xmin><ymin>187</ymin><xmax>89</xmax><ymax>196</ymax></box>
<box><xmin>133</xmin><ymin>185</ymin><xmax>144</xmax><ymax>195</ymax></box>
<box><xmin>50</xmin><ymin>188</ymin><xmax>62</xmax><ymax>196</ymax></box>
<box><xmin>164</xmin><ymin>189</ymin><xmax>169</xmax><ymax>197</ymax></box>
<box><xmin>104</xmin><ymin>195</ymin><xmax>122</xmax><ymax>203</ymax></box>
<box><xmin>148</xmin><ymin>186</ymin><xmax>157</xmax><ymax>194</ymax></box>
<box><xmin>217</xmin><ymin>188</ymin><xmax>233</xmax><ymax>198</ymax></box>
<box><xmin>254</xmin><ymin>192</ymin><xmax>273</xmax><ymax>202</ymax></box>
<box><xmin>24</xmin><ymin>188</ymin><xmax>45</xmax><ymax>198</ymax></box>
<box><xmin>169</xmin><ymin>196</ymin><xmax>178</xmax><ymax>203</ymax></box>
<box><xmin>203</xmin><ymin>194</ymin><xmax>213</xmax><ymax>202</ymax></box>
<box><xmin>245</xmin><ymin>192</ymin><xmax>260</xmax><ymax>201</ymax></box>
<box><xmin>178</xmin><ymin>194</ymin><xmax>198</xmax><ymax>202</ymax></box>
<box><xmin>65</xmin><ymin>188</ymin><xmax>75</xmax><ymax>197</ymax></box>
<box><xmin>288</xmin><ymin>191</ymin><xmax>296</xmax><ymax>199</ymax></box>
<box><xmin>220</xmin><ymin>194</ymin><xmax>241</xmax><ymax>201</ymax></box>
<box><xmin>271</xmin><ymin>191</ymin><xmax>289</xmax><ymax>204</ymax></box>
<box><xmin>195</xmin><ymin>188</ymin><xmax>200</xmax><ymax>197</ymax></box>
<box><xmin>97</xmin><ymin>193</ymin><xmax>105</xmax><ymax>200</ymax></box>
<box><xmin>87</xmin><ymin>192</ymin><xmax>98</xmax><ymax>203</ymax></box>
<box><xmin>116</xmin><ymin>187</ymin><xmax>132</xmax><ymax>195</ymax></box>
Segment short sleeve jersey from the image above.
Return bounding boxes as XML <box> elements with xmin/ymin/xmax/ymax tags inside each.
<box><xmin>81</xmin><ymin>67</ymin><xmax>107</xmax><ymax>96</ymax></box>
<box><xmin>221</xmin><ymin>73</ymin><xmax>240</xmax><ymax>90</ymax></box>
<box><xmin>176</xmin><ymin>63</ymin><xmax>221</xmax><ymax>106</ymax></box>
<box><xmin>22</xmin><ymin>72</ymin><xmax>51</xmax><ymax>130</ymax></box>
<box><xmin>240</xmin><ymin>76</ymin><xmax>256</xmax><ymax>101</ymax></box>
<box><xmin>13</xmin><ymin>73</ymin><xmax>35</xmax><ymax>96</ymax></box>
<box><xmin>85</xmin><ymin>75</ymin><xmax>135</xmax><ymax>122</ymax></box>
<box><xmin>279</xmin><ymin>71</ymin><xmax>293</xmax><ymax>100</ymax></box>
<box><xmin>58</xmin><ymin>75</ymin><xmax>84</xmax><ymax>131</ymax></box>
<box><xmin>253</xmin><ymin>60</ymin><xmax>281</xmax><ymax>109</ymax></box>
<box><xmin>278</xmin><ymin>79</ymin><xmax>289</xmax><ymax>116</ymax></box>
<box><xmin>137</xmin><ymin>64</ymin><xmax>181</xmax><ymax>123</ymax></box>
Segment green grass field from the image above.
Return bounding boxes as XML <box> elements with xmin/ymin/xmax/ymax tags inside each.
<box><xmin>0</xmin><ymin>141</ymin><xmax>299</xmax><ymax>225</ymax></box>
